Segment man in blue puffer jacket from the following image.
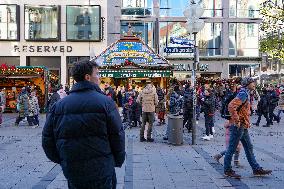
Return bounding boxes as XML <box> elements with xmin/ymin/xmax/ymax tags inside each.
<box><xmin>42</xmin><ymin>59</ymin><xmax>125</xmax><ymax>189</ymax></box>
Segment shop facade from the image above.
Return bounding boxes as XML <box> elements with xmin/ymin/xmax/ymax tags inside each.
<box><xmin>0</xmin><ymin>1</ymin><xmax>108</xmax><ymax>87</ymax></box>
<box><xmin>0</xmin><ymin>65</ymin><xmax>48</xmax><ymax>112</ymax></box>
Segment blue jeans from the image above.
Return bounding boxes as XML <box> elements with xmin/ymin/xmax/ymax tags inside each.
<box><xmin>204</xmin><ymin>115</ymin><xmax>213</xmax><ymax>136</ymax></box>
<box><xmin>224</xmin><ymin>125</ymin><xmax>260</xmax><ymax>172</ymax></box>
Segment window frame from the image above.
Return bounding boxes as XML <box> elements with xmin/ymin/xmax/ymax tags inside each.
<box><xmin>0</xmin><ymin>4</ymin><xmax>20</xmax><ymax>41</ymax></box>
<box><xmin>66</xmin><ymin>5</ymin><xmax>101</xmax><ymax>42</ymax></box>
<box><xmin>24</xmin><ymin>4</ymin><xmax>61</xmax><ymax>41</ymax></box>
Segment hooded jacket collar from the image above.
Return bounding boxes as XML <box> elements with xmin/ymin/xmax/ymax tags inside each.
<box><xmin>69</xmin><ymin>81</ymin><xmax>103</xmax><ymax>94</ymax></box>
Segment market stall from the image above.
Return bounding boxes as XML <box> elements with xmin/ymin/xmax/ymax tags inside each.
<box><xmin>94</xmin><ymin>33</ymin><xmax>172</xmax><ymax>89</ymax></box>
<box><xmin>0</xmin><ymin>64</ymin><xmax>49</xmax><ymax>112</ymax></box>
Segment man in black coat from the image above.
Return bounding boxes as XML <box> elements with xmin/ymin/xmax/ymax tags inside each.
<box><xmin>42</xmin><ymin>59</ymin><xmax>125</xmax><ymax>189</ymax></box>
<box><xmin>253</xmin><ymin>89</ymin><xmax>270</xmax><ymax>127</ymax></box>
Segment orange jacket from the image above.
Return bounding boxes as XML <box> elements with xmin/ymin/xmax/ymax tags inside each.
<box><xmin>228</xmin><ymin>88</ymin><xmax>251</xmax><ymax>128</ymax></box>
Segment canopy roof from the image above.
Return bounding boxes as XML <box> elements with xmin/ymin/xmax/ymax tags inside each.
<box><xmin>94</xmin><ymin>35</ymin><xmax>171</xmax><ymax>70</ymax></box>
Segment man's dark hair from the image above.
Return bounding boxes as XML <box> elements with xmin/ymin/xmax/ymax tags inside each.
<box><xmin>72</xmin><ymin>59</ymin><xmax>98</xmax><ymax>82</ymax></box>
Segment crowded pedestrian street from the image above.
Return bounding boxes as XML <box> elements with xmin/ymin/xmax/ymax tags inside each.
<box><xmin>0</xmin><ymin>112</ymin><xmax>283</xmax><ymax>189</ymax></box>
<box><xmin>1</xmin><ymin>0</ymin><xmax>284</xmax><ymax>188</ymax></box>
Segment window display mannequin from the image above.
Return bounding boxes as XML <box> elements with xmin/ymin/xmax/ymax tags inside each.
<box><xmin>29</xmin><ymin>10</ymin><xmax>42</xmax><ymax>39</ymax></box>
<box><xmin>74</xmin><ymin>8</ymin><xmax>92</xmax><ymax>39</ymax></box>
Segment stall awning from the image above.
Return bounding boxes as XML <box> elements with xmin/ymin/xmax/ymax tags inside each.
<box><xmin>100</xmin><ymin>70</ymin><xmax>172</xmax><ymax>78</ymax></box>
<box><xmin>93</xmin><ymin>35</ymin><xmax>172</xmax><ymax>72</ymax></box>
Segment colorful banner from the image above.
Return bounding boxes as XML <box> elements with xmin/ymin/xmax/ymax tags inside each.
<box><xmin>100</xmin><ymin>70</ymin><xmax>172</xmax><ymax>78</ymax></box>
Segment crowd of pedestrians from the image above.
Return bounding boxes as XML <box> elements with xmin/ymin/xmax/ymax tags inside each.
<box><xmin>1</xmin><ymin>59</ymin><xmax>283</xmax><ymax>185</ymax></box>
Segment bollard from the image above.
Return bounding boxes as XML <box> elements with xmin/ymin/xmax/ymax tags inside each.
<box><xmin>167</xmin><ymin>114</ymin><xmax>183</xmax><ymax>145</ymax></box>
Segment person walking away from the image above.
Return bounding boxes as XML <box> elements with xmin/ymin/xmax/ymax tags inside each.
<box><xmin>267</xmin><ymin>85</ymin><xmax>280</xmax><ymax>124</ymax></box>
<box><xmin>29</xmin><ymin>91</ymin><xmax>40</xmax><ymax>128</ymax></box>
<box><xmin>253</xmin><ymin>88</ymin><xmax>270</xmax><ymax>127</ymax></box>
<box><xmin>42</xmin><ymin>59</ymin><xmax>125</xmax><ymax>189</ymax></box>
<box><xmin>137</xmin><ymin>81</ymin><xmax>158</xmax><ymax>142</ymax></box>
<box><xmin>183</xmin><ymin>84</ymin><xmax>193</xmax><ymax>133</ymax></box>
<box><xmin>201</xmin><ymin>88</ymin><xmax>216</xmax><ymax>141</ymax></box>
<box><xmin>224</xmin><ymin>77</ymin><xmax>272</xmax><ymax>178</ymax></box>
<box><xmin>277</xmin><ymin>90</ymin><xmax>284</xmax><ymax>122</ymax></box>
<box><xmin>15</xmin><ymin>87</ymin><xmax>33</xmax><ymax>126</ymax></box>
<box><xmin>156</xmin><ymin>86</ymin><xmax>166</xmax><ymax>125</ymax></box>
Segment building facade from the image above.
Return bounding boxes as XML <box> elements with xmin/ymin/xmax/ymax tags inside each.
<box><xmin>110</xmin><ymin>0</ymin><xmax>263</xmax><ymax>79</ymax></box>
<box><xmin>0</xmin><ymin>0</ymin><xmax>264</xmax><ymax>86</ymax></box>
<box><xmin>0</xmin><ymin>0</ymin><xmax>109</xmax><ymax>86</ymax></box>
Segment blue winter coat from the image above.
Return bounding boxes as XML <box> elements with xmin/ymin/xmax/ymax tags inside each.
<box><xmin>42</xmin><ymin>81</ymin><xmax>125</xmax><ymax>184</ymax></box>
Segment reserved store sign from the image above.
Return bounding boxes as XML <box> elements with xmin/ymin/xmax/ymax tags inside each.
<box><xmin>13</xmin><ymin>45</ymin><xmax>73</xmax><ymax>53</ymax></box>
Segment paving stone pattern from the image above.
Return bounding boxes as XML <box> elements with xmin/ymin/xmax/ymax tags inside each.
<box><xmin>0</xmin><ymin>113</ymin><xmax>283</xmax><ymax>189</ymax></box>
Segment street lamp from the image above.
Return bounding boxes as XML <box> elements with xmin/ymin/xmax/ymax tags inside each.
<box><xmin>183</xmin><ymin>0</ymin><xmax>205</xmax><ymax>145</ymax></box>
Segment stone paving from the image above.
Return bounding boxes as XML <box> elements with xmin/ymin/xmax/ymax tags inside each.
<box><xmin>0</xmin><ymin>113</ymin><xmax>283</xmax><ymax>189</ymax></box>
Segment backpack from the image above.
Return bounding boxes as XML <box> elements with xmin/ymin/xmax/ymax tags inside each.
<box><xmin>221</xmin><ymin>92</ymin><xmax>247</xmax><ymax>120</ymax></box>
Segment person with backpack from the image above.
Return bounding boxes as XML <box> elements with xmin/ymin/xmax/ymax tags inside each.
<box><xmin>215</xmin><ymin>84</ymin><xmax>242</xmax><ymax>166</ymax></box>
<box><xmin>183</xmin><ymin>84</ymin><xmax>193</xmax><ymax>133</ymax></box>
<box><xmin>253</xmin><ymin>88</ymin><xmax>270</xmax><ymax>127</ymax></box>
<box><xmin>224</xmin><ymin>77</ymin><xmax>272</xmax><ymax>178</ymax></box>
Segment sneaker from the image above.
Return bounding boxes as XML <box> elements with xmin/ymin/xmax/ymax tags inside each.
<box><xmin>253</xmin><ymin>168</ymin><xmax>272</xmax><ymax>176</ymax></box>
<box><xmin>147</xmin><ymin>138</ymin><xmax>154</xmax><ymax>142</ymax></box>
<box><xmin>202</xmin><ymin>135</ymin><xmax>210</xmax><ymax>141</ymax></box>
<box><xmin>224</xmin><ymin>169</ymin><xmax>241</xmax><ymax>179</ymax></box>
<box><xmin>209</xmin><ymin>134</ymin><xmax>214</xmax><ymax>139</ymax></box>
<box><xmin>213</xmin><ymin>154</ymin><xmax>222</xmax><ymax>162</ymax></box>
<box><xmin>212</xmin><ymin>127</ymin><xmax>215</xmax><ymax>133</ymax></box>
<box><xmin>140</xmin><ymin>138</ymin><xmax>146</xmax><ymax>142</ymax></box>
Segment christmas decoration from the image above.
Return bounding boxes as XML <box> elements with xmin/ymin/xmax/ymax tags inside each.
<box><xmin>0</xmin><ymin>64</ymin><xmax>46</xmax><ymax>75</ymax></box>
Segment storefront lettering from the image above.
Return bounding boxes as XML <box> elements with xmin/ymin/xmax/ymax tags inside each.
<box><xmin>106</xmin><ymin>51</ymin><xmax>150</xmax><ymax>61</ymax></box>
<box><xmin>99</xmin><ymin>72</ymin><xmax>170</xmax><ymax>78</ymax></box>
<box><xmin>14</xmin><ymin>45</ymin><xmax>73</xmax><ymax>53</ymax></box>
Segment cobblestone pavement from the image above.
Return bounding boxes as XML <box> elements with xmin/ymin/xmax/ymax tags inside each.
<box><xmin>0</xmin><ymin>113</ymin><xmax>283</xmax><ymax>189</ymax></box>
